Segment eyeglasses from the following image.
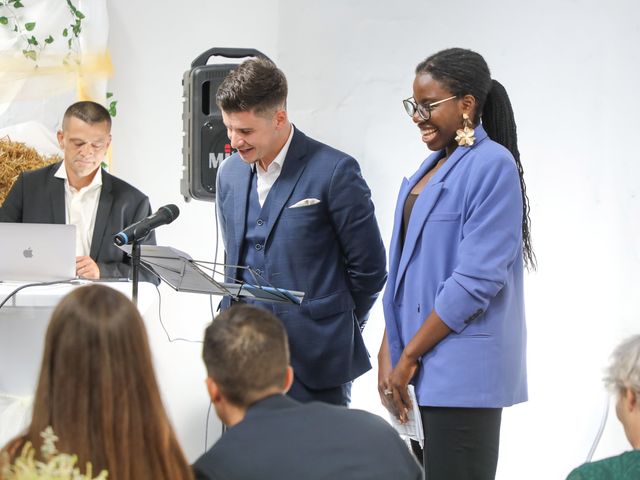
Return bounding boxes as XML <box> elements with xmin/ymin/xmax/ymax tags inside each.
<box><xmin>402</xmin><ymin>95</ymin><xmax>457</xmax><ymax>121</ymax></box>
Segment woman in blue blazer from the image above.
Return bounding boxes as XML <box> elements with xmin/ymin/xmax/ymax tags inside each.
<box><xmin>378</xmin><ymin>48</ymin><xmax>535</xmax><ymax>480</ymax></box>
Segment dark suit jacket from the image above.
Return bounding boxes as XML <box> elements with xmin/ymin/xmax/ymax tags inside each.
<box><xmin>216</xmin><ymin>128</ymin><xmax>387</xmax><ymax>389</ymax></box>
<box><xmin>192</xmin><ymin>394</ymin><xmax>423</xmax><ymax>480</ymax></box>
<box><xmin>0</xmin><ymin>162</ymin><xmax>157</xmax><ymax>281</ymax></box>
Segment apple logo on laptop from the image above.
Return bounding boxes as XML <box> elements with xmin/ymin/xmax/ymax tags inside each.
<box><xmin>23</xmin><ymin>247</ymin><xmax>33</xmax><ymax>258</ymax></box>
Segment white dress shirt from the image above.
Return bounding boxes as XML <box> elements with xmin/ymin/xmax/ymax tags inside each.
<box><xmin>54</xmin><ymin>164</ymin><xmax>102</xmax><ymax>256</ymax></box>
<box><xmin>254</xmin><ymin>125</ymin><xmax>295</xmax><ymax>207</ymax></box>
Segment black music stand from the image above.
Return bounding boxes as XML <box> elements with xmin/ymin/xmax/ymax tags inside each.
<box><xmin>118</xmin><ymin>245</ymin><xmax>304</xmax><ymax>305</ymax></box>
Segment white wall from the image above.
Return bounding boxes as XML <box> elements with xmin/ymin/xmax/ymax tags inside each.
<box><xmin>106</xmin><ymin>1</ymin><xmax>640</xmax><ymax>477</ymax></box>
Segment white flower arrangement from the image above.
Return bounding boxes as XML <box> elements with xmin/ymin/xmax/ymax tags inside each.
<box><xmin>1</xmin><ymin>426</ymin><xmax>108</xmax><ymax>480</ymax></box>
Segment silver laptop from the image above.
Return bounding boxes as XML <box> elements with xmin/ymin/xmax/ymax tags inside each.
<box><xmin>0</xmin><ymin>223</ymin><xmax>76</xmax><ymax>282</ymax></box>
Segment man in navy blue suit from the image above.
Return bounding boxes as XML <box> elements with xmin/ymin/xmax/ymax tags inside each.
<box><xmin>215</xmin><ymin>58</ymin><xmax>387</xmax><ymax>406</ymax></box>
<box><xmin>192</xmin><ymin>305</ymin><xmax>422</xmax><ymax>480</ymax></box>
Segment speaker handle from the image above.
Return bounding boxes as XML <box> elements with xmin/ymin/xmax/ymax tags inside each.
<box><xmin>191</xmin><ymin>48</ymin><xmax>270</xmax><ymax>68</ymax></box>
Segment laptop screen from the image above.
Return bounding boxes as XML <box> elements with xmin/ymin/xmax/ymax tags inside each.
<box><xmin>0</xmin><ymin>223</ymin><xmax>76</xmax><ymax>282</ymax></box>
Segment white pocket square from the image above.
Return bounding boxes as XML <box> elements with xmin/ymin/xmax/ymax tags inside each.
<box><xmin>289</xmin><ymin>198</ymin><xmax>321</xmax><ymax>208</ymax></box>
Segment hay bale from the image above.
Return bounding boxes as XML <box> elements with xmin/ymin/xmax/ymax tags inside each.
<box><xmin>0</xmin><ymin>136</ymin><xmax>61</xmax><ymax>206</ymax></box>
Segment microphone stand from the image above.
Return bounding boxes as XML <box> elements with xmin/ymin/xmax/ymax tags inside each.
<box><xmin>131</xmin><ymin>239</ymin><xmax>141</xmax><ymax>306</ymax></box>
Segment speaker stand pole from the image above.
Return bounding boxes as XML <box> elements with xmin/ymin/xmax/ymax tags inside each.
<box><xmin>131</xmin><ymin>239</ymin><xmax>140</xmax><ymax>306</ymax></box>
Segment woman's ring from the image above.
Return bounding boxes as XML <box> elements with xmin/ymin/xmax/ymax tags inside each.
<box><xmin>384</xmin><ymin>388</ymin><xmax>393</xmax><ymax>396</ymax></box>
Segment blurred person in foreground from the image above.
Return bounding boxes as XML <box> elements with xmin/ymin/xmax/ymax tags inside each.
<box><xmin>566</xmin><ymin>335</ymin><xmax>640</xmax><ymax>479</ymax></box>
<box><xmin>193</xmin><ymin>304</ymin><xmax>422</xmax><ymax>480</ymax></box>
<box><xmin>0</xmin><ymin>284</ymin><xmax>193</xmax><ymax>480</ymax></box>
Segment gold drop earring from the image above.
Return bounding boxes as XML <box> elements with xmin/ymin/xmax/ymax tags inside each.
<box><xmin>455</xmin><ymin>113</ymin><xmax>475</xmax><ymax>146</ymax></box>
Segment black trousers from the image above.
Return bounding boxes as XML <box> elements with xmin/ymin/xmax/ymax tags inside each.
<box><xmin>419</xmin><ymin>406</ymin><xmax>502</xmax><ymax>480</ymax></box>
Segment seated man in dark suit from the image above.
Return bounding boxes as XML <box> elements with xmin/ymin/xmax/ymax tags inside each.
<box><xmin>0</xmin><ymin>101</ymin><xmax>156</xmax><ymax>281</ymax></box>
<box><xmin>193</xmin><ymin>304</ymin><xmax>423</xmax><ymax>480</ymax></box>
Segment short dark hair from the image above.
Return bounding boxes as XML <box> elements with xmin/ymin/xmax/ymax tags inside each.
<box><xmin>215</xmin><ymin>58</ymin><xmax>288</xmax><ymax>115</ymax></box>
<box><xmin>62</xmin><ymin>101</ymin><xmax>112</xmax><ymax>130</ymax></box>
<box><xmin>203</xmin><ymin>305</ymin><xmax>289</xmax><ymax>407</ymax></box>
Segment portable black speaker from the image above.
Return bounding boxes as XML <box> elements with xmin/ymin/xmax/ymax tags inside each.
<box><xmin>180</xmin><ymin>47</ymin><xmax>269</xmax><ymax>202</ymax></box>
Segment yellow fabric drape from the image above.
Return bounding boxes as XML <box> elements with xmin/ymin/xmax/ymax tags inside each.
<box><xmin>0</xmin><ymin>51</ymin><xmax>113</xmax><ymax>101</ymax></box>
<box><xmin>0</xmin><ymin>51</ymin><xmax>114</xmax><ymax>168</ymax></box>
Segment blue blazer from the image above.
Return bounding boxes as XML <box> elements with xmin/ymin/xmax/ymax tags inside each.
<box><xmin>216</xmin><ymin>127</ymin><xmax>387</xmax><ymax>389</ymax></box>
<box><xmin>383</xmin><ymin>125</ymin><xmax>527</xmax><ymax>408</ymax></box>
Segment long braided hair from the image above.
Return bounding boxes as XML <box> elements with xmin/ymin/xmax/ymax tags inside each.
<box><xmin>416</xmin><ymin>48</ymin><xmax>536</xmax><ymax>270</ymax></box>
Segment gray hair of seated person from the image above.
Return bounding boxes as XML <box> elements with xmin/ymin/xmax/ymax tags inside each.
<box><xmin>604</xmin><ymin>335</ymin><xmax>640</xmax><ymax>395</ymax></box>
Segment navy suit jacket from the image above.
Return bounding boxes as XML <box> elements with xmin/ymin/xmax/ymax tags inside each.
<box><xmin>192</xmin><ymin>394</ymin><xmax>423</xmax><ymax>480</ymax></box>
<box><xmin>0</xmin><ymin>162</ymin><xmax>157</xmax><ymax>281</ymax></box>
<box><xmin>216</xmin><ymin>128</ymin><xmax>387</xmax><ymax>389</ymax></box>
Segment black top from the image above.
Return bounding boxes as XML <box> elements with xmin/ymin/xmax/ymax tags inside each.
<box><xmin>402</xmin><ymin>193</ymin><xmax>419</xmax><ymax>244</ymax></box>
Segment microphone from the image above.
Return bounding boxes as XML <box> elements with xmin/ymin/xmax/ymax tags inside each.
<box><xmin>114</xmin><ymin>204</ymin><xmax>179</xmax><ymax>246</ymax></box>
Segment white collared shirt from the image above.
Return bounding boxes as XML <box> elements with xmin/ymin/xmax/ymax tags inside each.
<box><xmin>54</xmin><ymin>163</ymin><xmax>102</xmax><ymax>256</ymax></box>
<box><xmin>253</xmin><ymin>125</ymin><xmax>295</xmax><ymax>207</ymax></box>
